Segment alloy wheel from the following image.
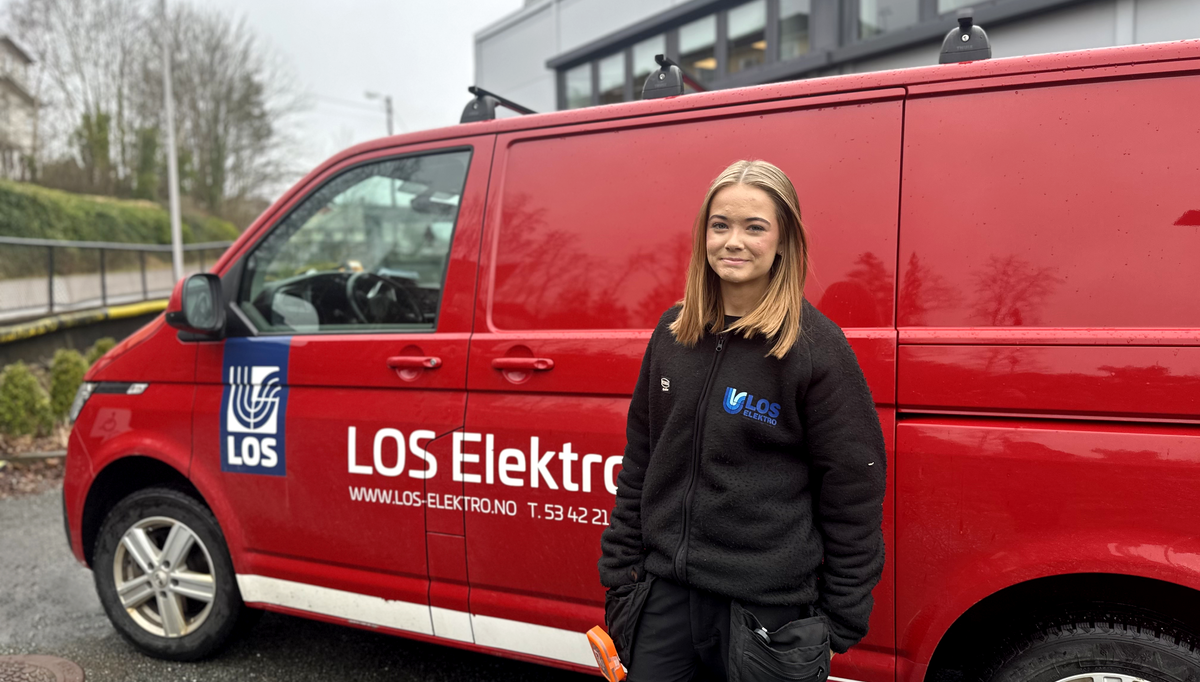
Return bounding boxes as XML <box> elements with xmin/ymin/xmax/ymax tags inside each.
<box><xmin>112</xmin><ymin>516</ymin><xmax>216</xmax><ymax>638</ymax></box>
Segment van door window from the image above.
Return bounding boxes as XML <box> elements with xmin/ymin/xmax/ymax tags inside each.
<box><xmin>238</xmin><ymin>150</ymin><xmax>471</xmax><ymax>333</ymax></box>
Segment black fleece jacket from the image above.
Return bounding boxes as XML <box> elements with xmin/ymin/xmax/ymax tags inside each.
<box><xmin>598</xmin><ymin>300</ymin><xmax>887</xmax><ymax>653</ymax></box>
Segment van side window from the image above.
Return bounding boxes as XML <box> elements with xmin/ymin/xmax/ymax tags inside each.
<box><xmin>238</xmin><ymin>150</ymin><xmax>472</xmax><ymax>333</ymax></box>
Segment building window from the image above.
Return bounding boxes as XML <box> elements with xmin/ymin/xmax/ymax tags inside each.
<box><xmin>632</xmin><ymin>34</ymin><xmax>665</xmax><ymax>99</ymax></box>
<box><xmin>937</xmin><ymin>0</ymin><xmax>978</xmax><ymax>12</ymax></box>
<box><xmin>679</xmin><ymin>14</ymin><xmax>717</xmax><ymax>84</ymax></box>
<box><xmin>856</xmin><ymin>0</ymin><xmax>919</xmax><ymax>40</ymax></box>
<box><xmin>779</xmin><ymin>0</ymin><xmax>811</xmax><ymax>59</ymax></box>
<box><xmin>598</xmin><ymin>53</ymin><xmax>625</xmax><ymax>104</ymax></box>
<box><xmin>727</xmin><ymin>0</ymin><xmax>767</xmax><ymax>74</ymax></box>
<box><xmin>565</xmin><ymin>62</ymin><xmax>592</xmax><ymax>109</ymax></box>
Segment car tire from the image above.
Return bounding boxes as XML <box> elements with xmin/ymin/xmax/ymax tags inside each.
<box><xmin>984</xmin><ymin>617</ymin><xmax>1200</xmax><ymax>682</ymax></box>
<box><xmin>93</xmin><ymin>487</ymin><xmax>250</xmax><ymax>661</ymax></box>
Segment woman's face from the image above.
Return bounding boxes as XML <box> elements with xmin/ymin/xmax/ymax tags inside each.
<box><xmin>706</xmin><ymin>183</ymin><xmax>782</xmax><ymax>287</ymax></box>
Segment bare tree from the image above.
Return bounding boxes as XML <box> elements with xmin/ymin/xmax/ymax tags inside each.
<box><xmin>4</xmin><ymin>0</ymin><xmax>303</xmax><ymax>224</ymax></box>
<box><xmin>157</xmin><ymin>3</ymin><xmax>302</xmax><ymax>215</ymax></box>
<box><xmin>6</xmin><ymin>0</ymin><xmax>150</xmax><ymax>191</ymax></box>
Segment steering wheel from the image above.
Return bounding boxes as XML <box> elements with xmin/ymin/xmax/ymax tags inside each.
<box><xmin>344</xmin><ymin>271</ymin><xmax>425</xmax><ymax>325</ymax></box>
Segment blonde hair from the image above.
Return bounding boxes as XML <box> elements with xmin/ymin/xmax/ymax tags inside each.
<box><xmin>669</xmin><ymin>159</ymin><xmax>810</xmax><ymax>359</ymax></box>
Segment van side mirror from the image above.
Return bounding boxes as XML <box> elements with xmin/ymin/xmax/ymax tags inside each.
<box><xmin>166</xmin><ymin>273</ymin><xmax>226</xmax><ymax>336</ymax></box>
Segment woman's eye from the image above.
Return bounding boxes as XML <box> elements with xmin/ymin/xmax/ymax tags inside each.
<box><xmin>748</xmin><ymin>224</ymin><xmax>766</xmax><ymax>232</ymax></box>
<box><xmin>710</xmin><ymin>222</ymin><xmax>728</xmax><ymax>230</ymax></box>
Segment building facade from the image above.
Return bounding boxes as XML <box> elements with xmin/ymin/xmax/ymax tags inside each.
<box><xmin>0</xmin><ymin>36</ymin><xmax>36</xmax><ymax>180</ymax></box>
<box><xmin>474</xmin><ymin>0</ymin><xmax>1200</xmax><ymax>113</ymax></box>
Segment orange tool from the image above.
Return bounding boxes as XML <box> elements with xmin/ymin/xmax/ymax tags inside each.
<box><xmin>587</xmin><ymin>625</ymin><xmax>626</xmax><ymax>682</ymax></box>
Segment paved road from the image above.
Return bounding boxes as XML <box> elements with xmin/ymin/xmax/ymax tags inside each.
<box><xmin>0</xmin><ymin>488</ymin><xmax>594</xmax><ymax>682</ymax></box>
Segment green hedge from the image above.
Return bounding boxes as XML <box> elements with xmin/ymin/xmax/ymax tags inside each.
<box><xmin>0</xmin><ymin>362</ymin><xmax>54</xmax><ymax>437</ymax></box>
<box><xmin>0</xmin><ymin>180</ymin><xmax>240</xmax><ymax>278</ymax></box>
<box><xmin>0</xmin><ymin>180</ymin><xmax>239</xmax><ymax>245</ymax></box>
<box><xmin>49</xmin><ymin>349</ymin><xmax>89</xmax><ymax>421</ymax></box>
<box><xmin>0</xmin><ymin>338</ymin><xmax>119</xmax><ymax>437</ymax></box>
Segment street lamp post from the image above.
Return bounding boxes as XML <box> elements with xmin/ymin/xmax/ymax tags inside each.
<box><xmin>364</xmin><ymin>91</ymin><xmax>394</xmax><ymax>136</ymax></box>
<box><xmin>162</xmin><ymin>0</ymin><xmax>183</xmax><ymax>282</ymax></box>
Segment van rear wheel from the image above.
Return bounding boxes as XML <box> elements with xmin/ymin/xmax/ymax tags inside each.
<box><xmin>984</xmin><ymin>619</ymin><xmax>1200</xmax><ymax>682</ymax></box>
<box><xmin>93</xmin><ymin>487</ymin><xmax>250</xmax><ymax>661</ymax></box>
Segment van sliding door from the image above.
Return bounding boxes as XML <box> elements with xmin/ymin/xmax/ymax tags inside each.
<box><xmin>460</xmin><ymin>91</ymin><xmax>904</xmax><ymax>677</ymax></box>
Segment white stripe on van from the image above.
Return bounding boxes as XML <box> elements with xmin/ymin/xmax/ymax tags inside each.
<box><xmin>431</xmin><ymin>606</ymin><xmax>474</xmax><ymax>643</ymax></box>
<box><xmin>237</xmin><ymin>575</ymin><xmax>870</xmax><ymax>674</ymax></box>
<box><xmin>470</xmin><ymin>611</ymin><xmax>595</xmax><ymax>666</ymax></box>
<box><xmin>236</xmin><ymin>574</ymin><xmax>594</xmax><ymax>667</ymax></box>
<box><xmin>237</xmin><ymin>574</ymin><xmax>434</xmax><ymax>635</ymax></box>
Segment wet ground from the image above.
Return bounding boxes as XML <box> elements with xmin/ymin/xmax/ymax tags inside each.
<box><xmin>0</xmin><ymin>487</ymin><xmax>594</xmax><ymax>682</ymax></box>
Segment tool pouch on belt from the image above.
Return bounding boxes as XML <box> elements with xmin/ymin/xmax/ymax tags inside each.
<box><xmin>603</xmin><ymin>574</ymin><xmax>655</xmax><ymax>667</ymax></box>
<box><xmin>728</xmin><ymin>600</ymin><xmax>831</xmax><ymax>682</ymax></box>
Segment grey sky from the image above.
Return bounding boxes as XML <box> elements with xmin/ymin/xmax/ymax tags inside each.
<box><xmin>188</xmin><ymin>0</ymin><xmax>522</xmax><ymax>196</ymax></box>
<box><xmin>1</xmin><ymin>0</ymin><xmax>523</xmax><ymax>199</ymax></box>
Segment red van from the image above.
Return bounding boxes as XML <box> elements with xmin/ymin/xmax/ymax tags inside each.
<box><xmin>63</xmin><ymin>38</ymin><xmax>1200</xmax><ymax>682</ymax></box>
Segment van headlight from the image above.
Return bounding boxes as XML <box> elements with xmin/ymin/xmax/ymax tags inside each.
<box><xmin>68</xmin><ymin>382</ymin><xmax>97</xmax><ymax>424</ymax></box>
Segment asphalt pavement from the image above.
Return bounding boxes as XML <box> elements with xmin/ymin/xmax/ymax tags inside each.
<box><xmin>0</xmin><ymin>487</ymin><xmax>594</xmax><ymax>681</ymax></box>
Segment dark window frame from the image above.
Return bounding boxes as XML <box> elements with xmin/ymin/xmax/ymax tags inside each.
<box><xmin>551</xmin><ymin>0</ymin><xmax>1070</xmax><ymax>108</ymax></box>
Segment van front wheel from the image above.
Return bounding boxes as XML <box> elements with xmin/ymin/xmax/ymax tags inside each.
<box><xmin>93</xmin><ymin>487</ymin><xmax>248</xmax><ymax>661</ymax></box>
<box><xmin>985</xmin><ymin>619</ymin><xmax>1200</xmax><ymax>682</ymax></box>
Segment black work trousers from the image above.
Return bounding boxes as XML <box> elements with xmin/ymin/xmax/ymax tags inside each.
<box><xmin>627</xmin><ymin>573</ymin><xmax>811</xmax><ymax>682</ymax></box>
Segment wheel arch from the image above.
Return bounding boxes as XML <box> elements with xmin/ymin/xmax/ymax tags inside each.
<box><xmin>926</xmin><ymin>572</ymin><xmax>1200</xmax><ymax>681</ymax></box>
<box><xmin>81</xmin><ymin>455</ymin><xmax>208</xmax><ymax>567</ymax></box>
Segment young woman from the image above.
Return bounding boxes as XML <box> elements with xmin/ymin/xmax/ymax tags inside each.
<box><xmin>598</xmin><ymin>160</ymin><xmax>887</xmax><ymax>682</ymax></box>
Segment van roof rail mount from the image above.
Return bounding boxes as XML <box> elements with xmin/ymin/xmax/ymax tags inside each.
<box><xmin>642</xmin><ymin>54</ymin><xmax>708</xmax><ymax>100</ymax></box>
<box><xmin>939</xmin><ymin>9</ymin><xmax>992</xmax><ymax>64</ymax></box>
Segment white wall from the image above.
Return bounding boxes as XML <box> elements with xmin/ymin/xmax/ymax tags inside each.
<box><xmin>0</xmin><ymin>88</ymin><xmax>35</xmax><ymax>151</ymax></box>
<box><xmin>558</xmin><ymin>0</ymin><xmax>676</xmax><ymax>53</ymax></box>
<box><xmin>987</xmin><ymin>0</ymin><xmax>1121</xmax><ymax>58</ymax></box>
<box><xmin>476</xmin><ymin>2</ymin><xmax>559</xmax><ymax>112</ymax></box>
<box><xmin>1135</xmin><ymin>0</ymin><xmax>1200</xmax><ymax>43</ymax></box>
<box><xmin>475</xmin><ymin>0</ymin><xmax>686</xmax><ymax>113</ymax></box>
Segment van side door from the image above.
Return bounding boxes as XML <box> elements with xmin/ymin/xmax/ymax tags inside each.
<box><xmin>190</xmin><ymin>136</ymin><xmax>493</xmax><ymax>637</ymax></box>
<box><xmin>460</xmin><ymin>93</ymin><xmax>903</xmax><ymax>676</ymax></box>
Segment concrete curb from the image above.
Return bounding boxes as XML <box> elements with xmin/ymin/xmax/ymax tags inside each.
<box><xmin>0</xmin><ymin>299</ymin><xmax>168</xmax><ymax>345</ymax></box>
<box><xmin>3</xmin><ymin>450</ymin><xmax>67</xmax><ymax>461</ymax></box>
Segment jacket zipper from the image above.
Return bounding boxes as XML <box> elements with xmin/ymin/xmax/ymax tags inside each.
<box><xmin>673</xmin><ymin>330</ymin><xmax>727</xmax><ymax>582</ymax></box>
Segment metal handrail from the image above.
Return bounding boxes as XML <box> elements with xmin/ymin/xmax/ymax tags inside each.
<box><xmin>0</xmin><ymin>237</ymin><xmax>236</xmax><ymax>320</ymax></box>
<box><xmin>0</xmin><ymin>236</ymin><xmax>233</xmax><ymax>251</ymax></box>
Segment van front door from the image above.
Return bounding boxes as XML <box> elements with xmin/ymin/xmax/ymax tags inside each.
<box><xmin>191</xmin><ymin>137</ymin><xmax>493</xmax><ymax>638</ymax></box>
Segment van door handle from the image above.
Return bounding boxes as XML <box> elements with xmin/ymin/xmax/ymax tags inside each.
<box><xmin>491</xmin><ymin>357</ymin><xmax>554</xmax><ymax>371</ymax></box>
<box><xmin>387</xmin><ymin>356</ymin><xmax>442</xmax><ymax>369</ymax></box>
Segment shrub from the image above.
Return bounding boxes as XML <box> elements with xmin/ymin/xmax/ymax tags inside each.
<box><xmin>0</xmin><ymin>362</ymin><xmax>54</xmax><ymax>437</ymax></box>
<box><xmin>86</xmin><ymin>337</ymin><xmax>117</xmax><ymax>366</ymax></box>
<box><xmin>50</xmin><ymin>349</ymin><xmax>89</xmax><ymax>420</ymax></box>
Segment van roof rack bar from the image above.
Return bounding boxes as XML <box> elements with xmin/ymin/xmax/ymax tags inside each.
<box><xmin>461</xmin><ymin>85</ymin><xmax>536</xmax><ymax>123</ymax></box>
